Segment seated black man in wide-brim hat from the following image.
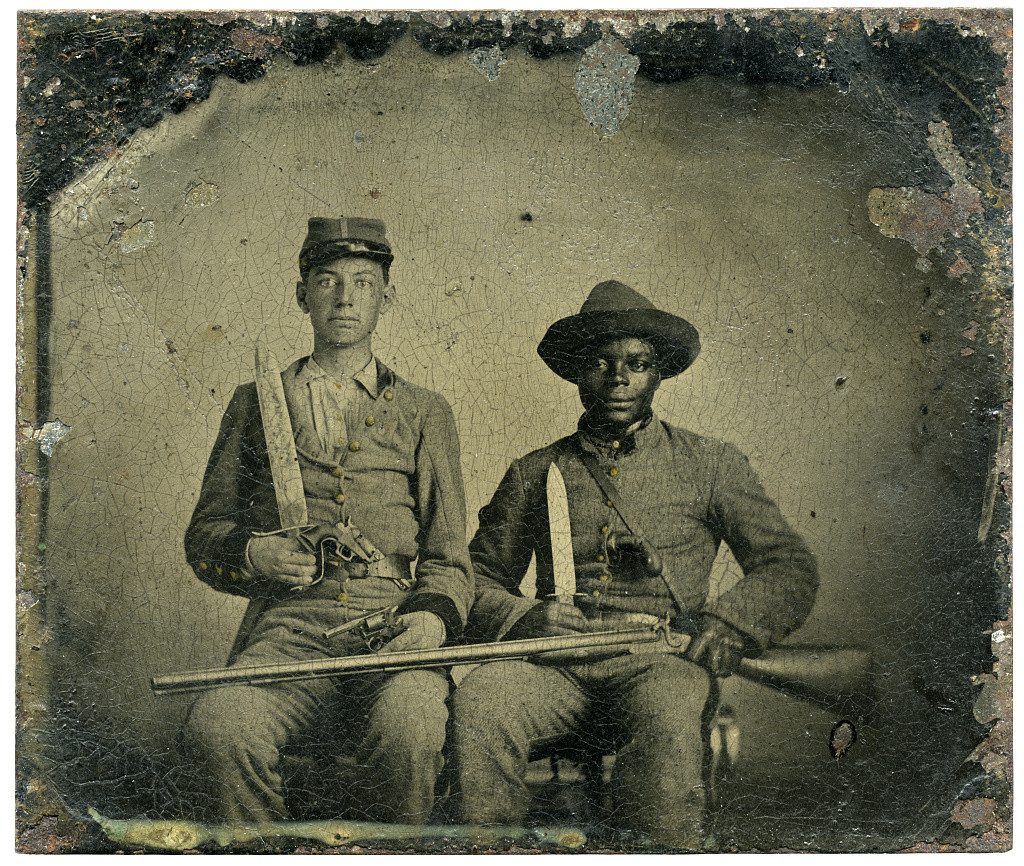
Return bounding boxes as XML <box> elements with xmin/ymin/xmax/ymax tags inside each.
<box><xmin>449</xmin><ymin>280</ymin><xmax>819</xmax><ymax>848</ymax></box>
<box><xmin>181</xmin><ymin>217</ymin><xmax>473</xmax><ymax>825</ymax></box>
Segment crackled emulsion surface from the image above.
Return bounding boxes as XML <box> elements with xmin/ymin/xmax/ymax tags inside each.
<box><xmin>17</xmin><ymin>11</ymin><xmax>1010</xmax><ymax>854</ymax></box>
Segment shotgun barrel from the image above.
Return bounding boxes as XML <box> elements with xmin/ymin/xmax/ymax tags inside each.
<box><xmin>152</xmin><ymin>628</ymin><xmax>658</xmax><ymax>695</ymax></box>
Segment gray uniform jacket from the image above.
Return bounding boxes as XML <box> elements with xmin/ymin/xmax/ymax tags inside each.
<box><xmin>468</xmin><ymin>416</ymin><xmax>819</xmax><ymax>649</ymax></box>
<box><xmin>185</xmin><ymin>356</ymin><xmax>474</xmax><ymax>659</ymax></box>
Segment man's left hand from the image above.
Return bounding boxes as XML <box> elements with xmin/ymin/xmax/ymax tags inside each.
<box><xmin>380</xmin><ymin>611</ymin><xmax>446</xmax><ymax>653</ymax></box>
<box><xmin>685</xmin><ymin>616</ymin><xmax>749</xmax><ymax>677</ymax></box>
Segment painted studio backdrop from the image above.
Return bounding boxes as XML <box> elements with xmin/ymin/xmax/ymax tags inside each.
<box><xmin>19</xmin><ymin>13</ymin><xmax>1008</xmax><ymax>852</ymax></box>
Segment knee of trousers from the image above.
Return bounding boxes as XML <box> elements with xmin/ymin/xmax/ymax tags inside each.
<box><xmin>183</xmin><ymin>688</ymin><xmax>279</xmax><ymax>770</ymax></box>
<box><xmin>448</xmin><ymin>664</ymin><xmax>532</xmax><ymax>756</ymax></box>
<box><xmin>366</xmin><ymin>671</ymin><xmax>450</xmax><ymax>759</ymax></box>
<box><xmin>622</xmin><ymin>658</ymin><xmax>713</xmax><ymax>738</ymax></box>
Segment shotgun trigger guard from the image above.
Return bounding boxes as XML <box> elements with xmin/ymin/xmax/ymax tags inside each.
<box><xmin>619</xmin><ymin>615</ymin><xmax>678</xmax><ymax>654</ymax></box>
<box><xmin>663</xmin><ymin>625</ymin><xmax>689</xmax><ymax>649</ymax></box>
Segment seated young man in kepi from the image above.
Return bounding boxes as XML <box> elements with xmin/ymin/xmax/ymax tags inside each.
<box><xmin>448</xmin><ymin>280</ymin><xmax>819</xmax><ymax>848</ymax></box>
<box><xmin>182</xmin><ymin>217</ymin><xmax>473</xmax><ymax>825</ymax></box>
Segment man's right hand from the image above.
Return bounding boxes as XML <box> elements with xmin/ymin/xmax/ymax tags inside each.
<box><xmin>246</xmin><ymin>533</ymin><xmax>317</xmax><ymax>588</ymax></box>
<box><xmin>505</xmin><ymin>601</ymin><xmax>591</xmax><ymax>640</ymax></box>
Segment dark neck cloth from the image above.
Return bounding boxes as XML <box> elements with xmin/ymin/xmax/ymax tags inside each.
<box><xmin>577</xmin><ymin>411</ymin><xmax>655</xmax><ymax>457</ymax></box>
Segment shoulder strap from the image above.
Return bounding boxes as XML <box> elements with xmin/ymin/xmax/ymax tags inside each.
<box><xmin>575</xmin><ymin>448</ymin><xmax>693</xmax><ymax>620</ymax></box>
<box><xmin>575</xmin><ymin>448</ymin><xmax>643</xmax><ymax>537</ymax></box>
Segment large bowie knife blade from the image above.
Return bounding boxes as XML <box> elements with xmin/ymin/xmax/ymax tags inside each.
<box><xmin>546</xmin><ymin>462</ymin><xmax>576</xmax><ymax>605</ymax></box>
<box><xmin>254</xmin><ymin>344</ymin><xmax>309</xmax><ymax>528</ymax></box>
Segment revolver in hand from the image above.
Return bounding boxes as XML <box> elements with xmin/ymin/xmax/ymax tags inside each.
<box><xmin>265</xmin><ymin>519</ymin><xmax>386</xmax><ymax>591</ymax></box>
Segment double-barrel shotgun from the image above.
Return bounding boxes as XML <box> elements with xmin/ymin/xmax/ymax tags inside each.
<box><xmin>152</xmin><ymin>618</ymin><xmax>874</xmax><ymax>719</ymax></box>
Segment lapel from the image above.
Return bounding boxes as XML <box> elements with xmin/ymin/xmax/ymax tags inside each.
<box><xmin>278</xmin><ymin>356</ymin><xmax>400</xmax><ymax>467</ymax></box>
<box><xmin>280</xmin><ymin>357</ymin><xmax>331</xmax><ymax>465</ymax></box>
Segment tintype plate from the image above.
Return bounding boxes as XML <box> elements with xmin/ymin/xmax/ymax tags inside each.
<box><xmin>16</xmin><ymin>8</ymin><xmax>1011</xmax><ymax>854</ymax></box>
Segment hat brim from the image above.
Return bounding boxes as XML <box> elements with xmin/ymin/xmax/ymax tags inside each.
<box><xmin>301</xmin><ymin>241</ymin><xmax>394</xmax><ymax>277</ymax></box>
<box><xmin>538</xmin><ymin>309</ymin><xmax>701</xmax><ymax>382</ymax></box>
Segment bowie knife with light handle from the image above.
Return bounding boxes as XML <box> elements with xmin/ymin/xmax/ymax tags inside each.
<box><xmin>546</xmin><ymin>462</ymin><xmax>577</xmax><ymax>605</ymax></box>
<box><xmin>254</xmin><ymin>344</ymin><xmax>309</xmax><ymax>528</ymax></box>
<box><xmin>253</xmin><ymin>346</ymin><xmax>393</xmax><ymax>593</ymax></box>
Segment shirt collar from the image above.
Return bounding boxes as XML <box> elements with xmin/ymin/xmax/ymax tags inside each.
<box><xmin>297</xmin><ymin>354</ymin><xmax>382</xmax><ymax>399</ymax></box>
<box><xmin>575</xmin><ymin>411</ymin><xmax>661</xmax><ymax>456</ymax></box>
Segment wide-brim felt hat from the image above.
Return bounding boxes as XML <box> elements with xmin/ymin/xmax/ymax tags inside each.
<box><xmin>538</xmin><ymin>280</ymin><xmax>700</xmax><ymax>381</ymax></box>
<box><xmin>300</xmin><ymin>216</ymin><xmax>394</xmax><ymax>277</ymax></box>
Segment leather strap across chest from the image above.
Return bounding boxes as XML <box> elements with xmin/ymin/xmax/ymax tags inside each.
<box><xmin>575</xmin><ymin>448</ymin><xmax>691</xmax><ymax>619</ymax></box>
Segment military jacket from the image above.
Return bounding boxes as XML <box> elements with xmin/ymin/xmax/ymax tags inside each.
<box><xmin>468</xmin><ymin>416</ymin><xmax>819</xmax><ymax>649</ymax></box>
<box><xmin>185</xmin><ymin>356</ymin><xmax>473</xmax><ymax>654</ymax></box>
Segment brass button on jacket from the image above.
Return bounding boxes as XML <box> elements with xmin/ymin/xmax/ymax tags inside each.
<box><xmin>331</xmin><ymin>466</ymin><xmax>343</xmax><ymax>478</ymax></box>
<box><xmin>365</xmin><ymin>415</ymin><xmax>376</xmax><ymax>427</ymax></box>
<box><xmin>349</xmin><ymin>440</ymin><xmax>361</xmax><ymax>452</ymax></box>
<box><xmin>334</xmin><ymin>492</ymin><xmax>346</xmax><ymax>504</ymax></box>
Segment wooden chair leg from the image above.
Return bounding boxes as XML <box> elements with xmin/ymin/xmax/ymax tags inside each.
<box><xmin>706</xmin><ymin>703</ymin><xmax>740</xmax><ymax>810</ymax></box>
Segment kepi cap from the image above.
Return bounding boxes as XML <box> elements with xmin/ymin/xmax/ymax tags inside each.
<box><xmin>300</xmin><ymin>217</ymin><xmax>393</xmax><ymax>277</ymax></box>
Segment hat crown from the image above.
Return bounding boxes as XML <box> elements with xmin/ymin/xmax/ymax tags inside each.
<box><xmin>579</xmin><ymin>280</ymin><xmax>657</xmax><ymax>314</ymax></box>
<box><xmin>537</xmin><ymin>279</ymin><xmax>701</xmax><ymax>381</ymax></box>
<box><xmin>302</xmin><ymin>216</ymin><xmax>390</xmax><ymax>253</ymax></box>
<box><xmin>299</xmin><ymin>216</ymin><xmax>394</xmax><ymax>276</ymax></box>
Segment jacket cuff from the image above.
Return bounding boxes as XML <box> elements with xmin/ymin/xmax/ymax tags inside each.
<box><xmin>191</xmin><ymin>527</ymin><xmax>258</xmax><ymax>597</ymax></box>
<box><xmin>485</xmin><ymin>597</ymin><xmax>544</xmax><ymax>642</ymax></box>
<box><xmin>396</xmin><ymin>592</ymin><xmax>462</xmax><ymax>642</ymax></box>
<box><xmin>223</xmin><ymin>526</ymin><xmax>255</xmax><ymax>572</ymax></box>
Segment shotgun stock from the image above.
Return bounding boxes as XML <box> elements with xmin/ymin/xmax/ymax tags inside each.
<box><xmin>738</xmin><ymin>645</ymin><xmax>875</xmax><ymax>719</ymax></box>
<box><xmin>152</xmin><ymin>624</ymin><xmax>874</xmax><ymax>718</ymax></box>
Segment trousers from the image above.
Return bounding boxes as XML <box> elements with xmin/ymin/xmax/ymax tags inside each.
<box><xmin>181</xmin><ymin>601</ymin><xmax>449</xmax><ymax>825</ymax></box>
<box><xmin>448</xmin><ymin>652</ymin><xmax>713</xmax><ymax>848</ymax></box>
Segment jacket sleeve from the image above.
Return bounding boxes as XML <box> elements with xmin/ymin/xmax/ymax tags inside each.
<box><xmin>396</xmin><ymin>394</ymin><xmax>474</xmax><ymax>640</ymax></box>
<box><xmin>184</xmin><ymin>384</ymin><xmax>269</xmax><ymax>597</ymax></box>
<box><xmin>704</xmin><ymin>441</ymin><xmax>819</xmax><ymax>650</ymax></box>
<box><xmin>465</xmin><ymin>459</ymin><xmax>544</xmax><ymax>642</ymax></box>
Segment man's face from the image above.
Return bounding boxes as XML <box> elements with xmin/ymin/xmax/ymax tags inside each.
<box><xmin>296</xmin><ymin>256</ymin><xmax>387</xmax><ymax>347</ymax></box>
<box><xmin>577</xmin><ymin>336</ymin><xmax>661</xmax><ymax>430</ymax></box>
